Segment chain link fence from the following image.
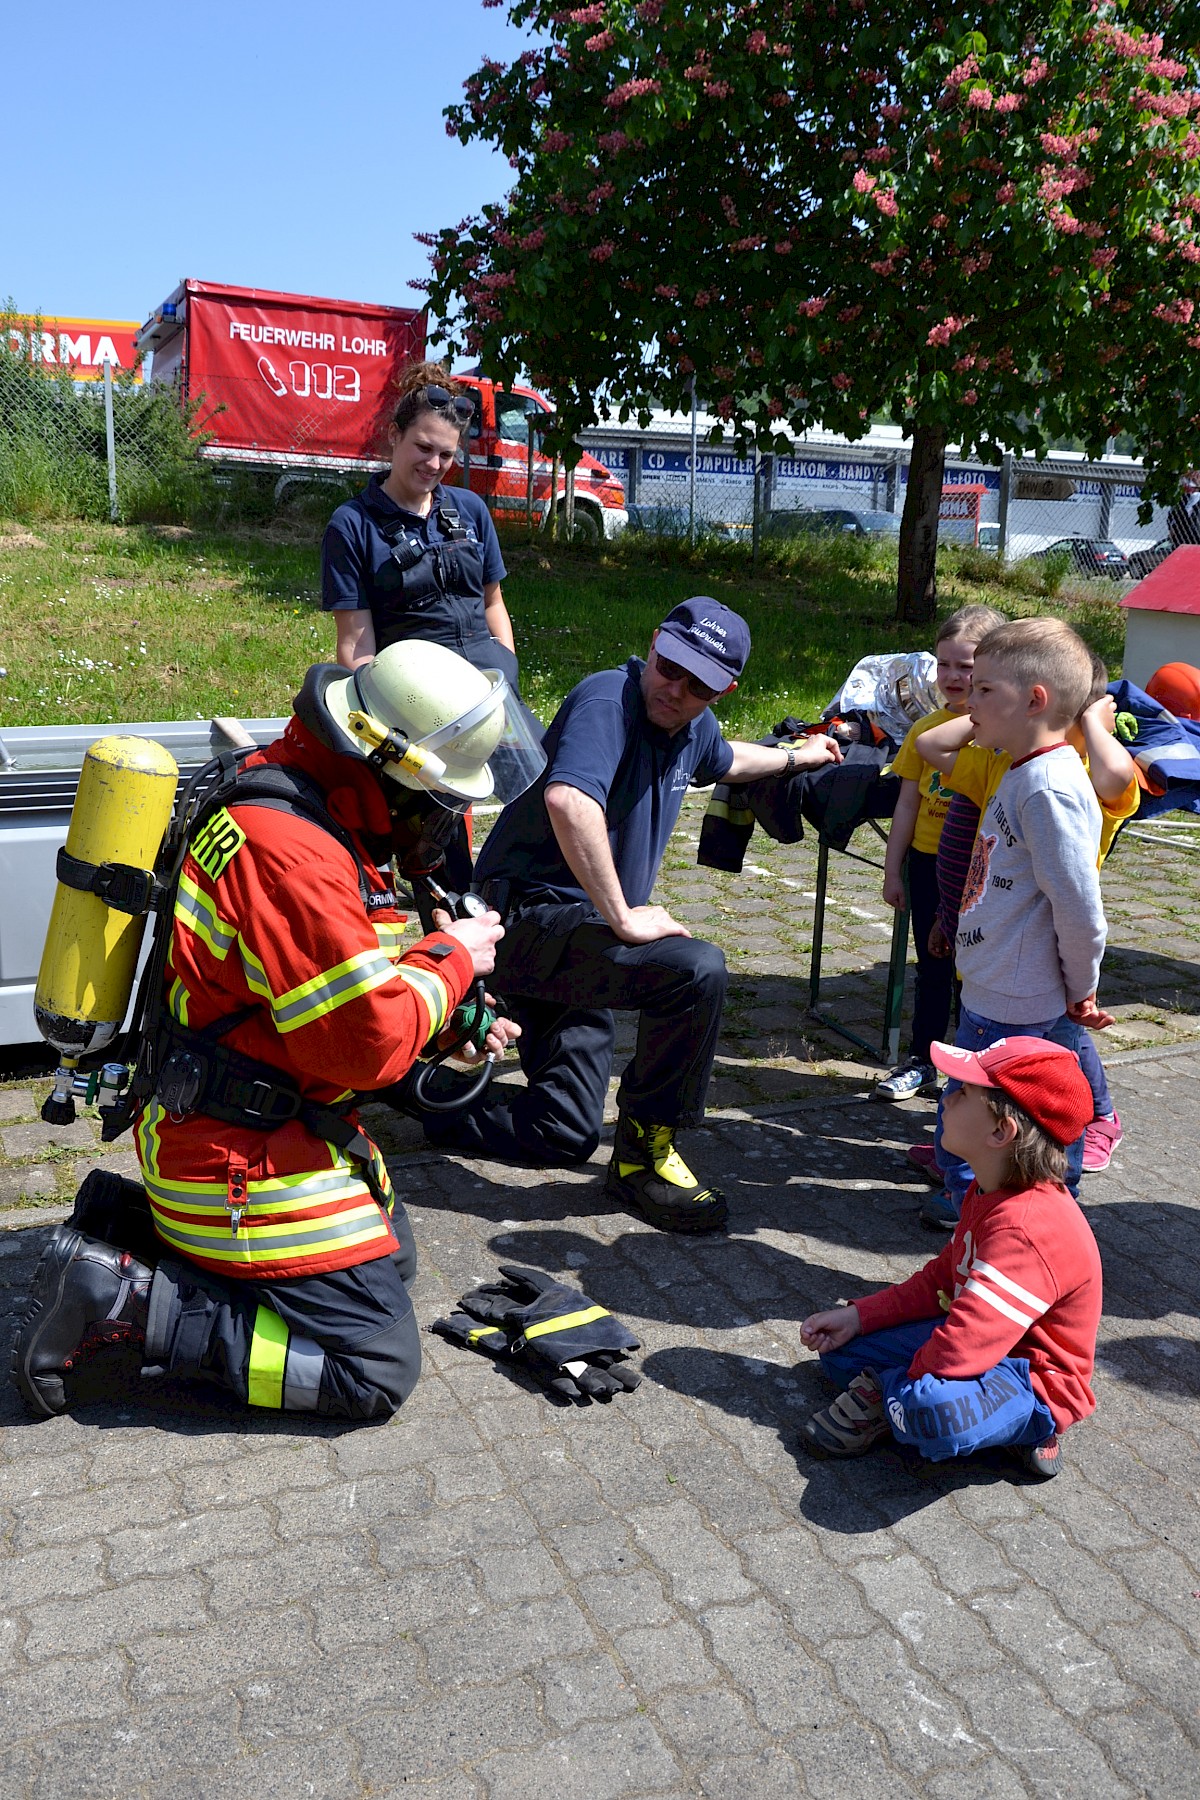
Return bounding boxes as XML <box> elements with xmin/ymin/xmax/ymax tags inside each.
<box><xmin>0</xmin><ymin>348</ymin><xmax>363</xmax><ymax>528</ymax></box>
<box><xmin>581</xmin><ymin>419</ymin><xmax>1171</xmax><ymax>583</ymax></box>
<box><xmin>0</xmin><ymin>343</ymin><xmax>223</xmax><ymax>524</ymax></box>
<box><xmin>0</xmin><ymin>331</ymin><xmax>1178</xmax><ymax>580</ymax></box>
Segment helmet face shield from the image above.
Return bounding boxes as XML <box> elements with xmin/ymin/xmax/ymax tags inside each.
<box><xmin>412</xmin><ymin>672</ymin><xmax>546</xmax><ymax>809</ymax></box>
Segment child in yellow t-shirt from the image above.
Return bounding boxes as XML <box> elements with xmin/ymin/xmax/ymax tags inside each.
<box><xmin>913</xmin><ymin>653</ymin><xmax>1137</xmax><ymax>1181</ymax></box>
<box><xmin>874</xmin><ymin>606</ymin><xmax>1006</xmax><ymax>1101</ymax></box>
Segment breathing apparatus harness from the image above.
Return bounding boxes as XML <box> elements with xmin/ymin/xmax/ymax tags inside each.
<box><xmin>377</xmin><ymin>501</ymin><xmax>481</xmax><ymax>612</ymax></box>
<box><xmin>57</xmin><ymin>748</ymin><xmax>499</xmax><ymax>1178</ymax></box>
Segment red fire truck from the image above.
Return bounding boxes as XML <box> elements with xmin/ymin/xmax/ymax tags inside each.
<box><xmin>136</xmin><ymin>279</ymin><xmax>626</xmax><ymax>538</ymax></box>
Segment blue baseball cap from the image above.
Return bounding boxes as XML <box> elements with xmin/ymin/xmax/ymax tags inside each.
<box><xmin>655</xmin><ymin>598</ymin><xmax>751</xmax><ymax>692</ymax></box>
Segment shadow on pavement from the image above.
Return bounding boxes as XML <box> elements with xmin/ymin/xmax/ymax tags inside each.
<box><xmin>410</xmin><ymin>1103</ymin><xmax>943</xmax><ymax>1255</ymax></box>
<box><xmin>1083</xmin><ymin>1201</ymin><xmax>1200</xmax><ymax>1321</ymax></box>
<box><xmin>641</xmin><ymin>1345</ymin><xmax>1031</xmax><ymax>1530</ymax></box>
<box><xmin>1102</xmin><ymin>942</ymin><xmax>1200</xmax><ymax>997</ymax></box>
<box><xmin>486</xmin><ymin>1221</ymin><xmax>852</xmax><ymax>1329</ymax></box>
<box><xmin>1095</xmin><ymin>1332</ymin><xmax>1200</xmax><ymax>1396</ymax></box>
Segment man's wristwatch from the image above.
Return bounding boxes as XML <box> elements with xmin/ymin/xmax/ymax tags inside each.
<box><xmin>781</xmin><ymin>743</ymin><xmax>798</xmax><ymax>777</ymax></box>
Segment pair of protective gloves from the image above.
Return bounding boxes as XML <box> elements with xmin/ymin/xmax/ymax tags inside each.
<box><xmin>431</xmin><ymin>1264</ymin><xmax>641</xmax><ymax>1404</ymax></box>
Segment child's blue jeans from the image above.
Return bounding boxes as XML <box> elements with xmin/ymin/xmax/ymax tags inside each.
<box><xmin>933</xmin><ymin>1007</ymin><xmax>1087</xmax><ymax>1205</ymax></box>
<box><xmin>1076</xmin><ymin>1030</ymin><xmax>1114</xmax><ymax>1118</ymax></box>
<box><xmin>820</xmin><ymin>1319</ymin><xmax>1057</xmax><ymax>1460</ymax></box>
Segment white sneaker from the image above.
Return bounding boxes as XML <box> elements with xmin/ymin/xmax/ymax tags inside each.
<box><xmin>872</xmin><ymin>1058</ymin><xmax>939</xmax><ymax>1103</ymax></box>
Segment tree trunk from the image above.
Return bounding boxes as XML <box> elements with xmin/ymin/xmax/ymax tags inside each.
<box><xmin>895</xmin><ymin>421</ymin><xmax>948</xmax><ymax>625</ymax></box>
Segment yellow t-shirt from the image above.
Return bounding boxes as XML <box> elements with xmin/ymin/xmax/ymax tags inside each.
<box><xmin>1096</xmin><ymin>771</ymin><xmax>1138</xmax><ymax>866</ymax></box>
<box><xmin>947</xmin><ymin>744</ymin><xmax>1137</xmax><ymax>870</ymax></box>
<box><xmin>891</xmin><ymin>707</ymin><xmax>970</xmax><ymax>854</ymax></box>
<box><xmin>946</xmin><ymin>743</ymin><xmax>1010</xmax><ymax>813</ymax></box>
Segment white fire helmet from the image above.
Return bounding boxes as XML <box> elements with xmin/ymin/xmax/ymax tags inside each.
<box><xmin>321</xmin><ymin>639</ymin><xmax>545</xmax><ymax>810</ymax></box>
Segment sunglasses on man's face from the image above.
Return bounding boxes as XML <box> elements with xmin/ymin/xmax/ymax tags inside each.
<box><xmin>653</xmin><ymin>648</ymin><xmax>721</xmax><ymax>702</ymax></box>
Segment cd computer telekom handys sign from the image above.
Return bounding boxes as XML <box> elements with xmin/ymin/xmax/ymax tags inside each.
<box><xmin>137</xmin><ymin>280</ymin><xmax>426</xmax><ymax>467</ymax></box>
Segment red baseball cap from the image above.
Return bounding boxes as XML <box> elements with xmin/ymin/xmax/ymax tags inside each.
<box><xmin>930</xmin><ymin>1037</ymin><xmax>1093</xmax><ymax>1146</ymax></box>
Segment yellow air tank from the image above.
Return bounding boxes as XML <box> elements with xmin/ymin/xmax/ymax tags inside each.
<box><xmin>35</xmin><ymin>734</ymin><xmax>178</xmax><ymax>1066</ymax></box>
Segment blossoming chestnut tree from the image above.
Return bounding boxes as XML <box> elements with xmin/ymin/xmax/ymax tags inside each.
<box><xmin>425</xmin><ymin>1</ymin><xmax>1200</xmax><ymax>621</ymax></box>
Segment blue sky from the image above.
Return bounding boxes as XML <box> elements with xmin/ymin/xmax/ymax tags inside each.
<box><xmin>3</xmin><ymin>0</ymin><xmax>537</xmax><ymax>331</ymax></box>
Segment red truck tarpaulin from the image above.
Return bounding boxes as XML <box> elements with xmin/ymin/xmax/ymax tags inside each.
<box><xmin>175</xmin><ymin>281</ymin><xmax>425</xmax><ymax>462</ymax></box>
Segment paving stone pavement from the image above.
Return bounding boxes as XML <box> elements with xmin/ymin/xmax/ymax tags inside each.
<box><xmin>0</xmin><ymin>798</ymin><xmax>1197</xmax><ymax>1797</ymax></box>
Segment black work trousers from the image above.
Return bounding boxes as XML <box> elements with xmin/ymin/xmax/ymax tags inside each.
<box><xmin>906</xmin><ymin>847</ymin><xmax>959</xmax><ymax>1064</ymax></box>
<box><xmin>425</xmin><ymin>904</ymin><xmax>728</xmax><ymax>1166</ymax></box>
<box><xmin>142</xmin><ymin>1205</ymin><xmax>421</xmax><ymax>1422</ymax></box>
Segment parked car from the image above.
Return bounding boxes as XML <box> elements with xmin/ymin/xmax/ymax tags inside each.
<box><xmin>1038</xmin><ymin>537</ymin><xmax>1129</xmax><ymax>578</ymax></box>
<box><xmin>765</xmin><ymin>507</ymin><xmax>902</xmax><ymax>540</ymax></box>
<box><xmin>1125</xmin><ymin>538</ymin><xmax>1172</xmax><ymax>581</ymax></box>
<box><xmin>626</xmin><ymin>505</ymin><xmax>747</xmax><ymax>542</ymax></box>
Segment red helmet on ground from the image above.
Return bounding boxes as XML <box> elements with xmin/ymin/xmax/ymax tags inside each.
<box><xmin>1146</xmin><ymin>662</ymin><xmax>1200</xmax><ymax>720</ymax></box>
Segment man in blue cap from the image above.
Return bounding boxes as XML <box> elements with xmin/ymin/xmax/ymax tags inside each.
<box><xmin>425</xmin><ymin>599</ymin><xmax>842</xmax><ymax>1232</ymax></box>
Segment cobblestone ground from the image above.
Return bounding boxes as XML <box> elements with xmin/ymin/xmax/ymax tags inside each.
<box><xmin>1</xmin><ymin>799</ymin><xmax>1197</xmax><ymax>1798</ymax></box>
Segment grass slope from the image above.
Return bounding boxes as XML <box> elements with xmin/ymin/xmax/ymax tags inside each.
<box><xmin>0</xmin><ymin>520</ymin><xmax>1126</xmax><ymax>739</ymax></box>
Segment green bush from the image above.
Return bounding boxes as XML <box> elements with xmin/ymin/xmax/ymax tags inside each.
<box><xmin>0</xmin><ymin>304</ymin><xmax>241</xmax><ymax>528</ymax></box>
<box><xmin>0</xmin><ymin>432</ymin><xmax>108</xmax><ymax>521</ymax></box>
<box><xmin>1040</xmin><ymin>547</ymin><xmax>1073</xmax><ymax>597</ymax></box>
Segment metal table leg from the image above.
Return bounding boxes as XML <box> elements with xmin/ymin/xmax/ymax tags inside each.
<box><xmin>807</xmin><ymin>825</ymin><xmax>910</xmax><ymax>1065</ymax></box>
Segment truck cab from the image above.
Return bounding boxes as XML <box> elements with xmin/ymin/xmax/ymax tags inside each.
<box><xmin>455</xmin><ymin>376</ymin><xmax>627</xmax><ymax>541</ymax></box>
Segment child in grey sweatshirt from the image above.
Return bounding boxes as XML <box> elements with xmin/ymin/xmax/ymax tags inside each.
<box><xmin>926</xmin><ymin>618</ymin><xmax>1109</xmax><ymax>1229</ymax></box>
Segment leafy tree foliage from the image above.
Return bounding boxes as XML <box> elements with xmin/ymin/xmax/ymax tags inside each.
<box><xmin>426</xmin><ymin>2</ymin><xmax>1200</xmax><ymax>619</ymax></box>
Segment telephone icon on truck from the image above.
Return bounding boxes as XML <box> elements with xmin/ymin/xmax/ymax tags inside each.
<box><xmin>257</xmin><ymin>355</ymin><xmax>287</xmax><ymax>397</ymax></box>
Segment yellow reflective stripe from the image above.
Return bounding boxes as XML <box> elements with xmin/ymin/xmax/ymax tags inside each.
<box><xmin>248</xmin><ymin>1305</ymin><xmax>288</xmax><ymax>1408</ymax></box>
<box><xmin>238</xmin><ymin>939</ymin><xmax>274</xmax><ymax>1004</ymax></box>
<box><xmin>373</xmin><ymin>920</ymin><xmax>407</xmax><ymax>958</ymax></box>
<box><xmin>372</xmin><ymin>1152</ymin><xmax>395</xmax><ymax>1205</ymax></box>
<box><xmin>706</xmin><ymin>797</ymin><xmax>754</xmax><ymax>824</ymax></box>
<box><xmin>522</xmin><ymin>1305</ymin><xmax>610</xmax><ymax>1341</ymax></box>
<box><xmin>167</xmin><ymin>978</ymin><xmax>190</xmax><ymax>1026</ymax></box>
<box><xmin>468</xmin><ymin>1325</ymin><xmax>508</xmax><ymax>1347</ymax></box>
<box><xmin>175</xmin><ymin>871</ymin><xmax>236</xmax><ymax>960</ymax></box>
<box><xmin>393</xmin><ymin>962</ymin><xmax>451</xmax><ymax>1043</ymax></box>
<box><xmin>136</xmin><ymin>1104</ymin><xmax>165</xmax><ymax>1181</ymax></box>
<box><xmin>140</xmin><ymin>1155</ymin><xmax>361</xmax><ymax>1205</ymax></box>
<box><xmin>154</xmin><ymin>1222</ymin><xmax>390</xmax><ymax>1270</ymax></box>
<box><xmin>252</xmin><ymin>946</ymin><xmax>397</xmax><ymax>1034</ymax></box>
<box><xmin>148</xmin><ymin>1202</ymin><xmax>389</xmax><ymax>1265</ymax></box>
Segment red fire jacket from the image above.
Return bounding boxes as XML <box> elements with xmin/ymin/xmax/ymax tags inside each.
<box><xmin>135</xmin><ymin>719</ymin><xmax>474</xmax><ymax>1281</ymax></box>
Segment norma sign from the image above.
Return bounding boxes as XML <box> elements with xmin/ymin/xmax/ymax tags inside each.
<box><xmin>6</xmin><ymin>317</ymin><xmax>142</xmax><ymax>382</ymax></box>
<box><xmin>1015</xmin><ymin>473</ymin><xmax>1076</xmax><ymax>501</ymax></box>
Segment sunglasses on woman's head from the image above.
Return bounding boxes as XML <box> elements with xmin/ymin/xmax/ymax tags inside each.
<box><xmin>401</xmin><ymin>384</ymin><xmax>475</xmax><ymax>426</ymax></box>
<box><xmin>653</xmin><ymin>648</ymin><xmax>721</xmax><ymax>702</ymax></box>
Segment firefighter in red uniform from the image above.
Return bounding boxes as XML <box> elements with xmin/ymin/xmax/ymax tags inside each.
<box><xmin>12</xmin><ymin>641</ymin><xmax>543</xmax><ymax>1422</ymax></box>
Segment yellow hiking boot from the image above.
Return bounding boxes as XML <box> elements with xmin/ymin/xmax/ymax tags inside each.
<box><xmin>605</xmin><ymin>1115</ymin><xmax>727</xmax><ymax>1233</ymax></box>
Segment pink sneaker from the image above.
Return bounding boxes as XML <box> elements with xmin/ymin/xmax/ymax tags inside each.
<box><xmin>1082</xmin><ymin>1111</ymin><xmax>1123</xmax><ymax>1174</ymax></box>
<box><xmin>906</xmin><ymin>1143</ymin><xmax>942</xmax><ymax>1186</ymax></box>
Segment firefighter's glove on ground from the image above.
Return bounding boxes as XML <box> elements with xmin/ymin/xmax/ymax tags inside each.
<box><xmin>431</xmin><ymin>1264</ymin><xmax>641</xmax><ymax>1405</ymax></box>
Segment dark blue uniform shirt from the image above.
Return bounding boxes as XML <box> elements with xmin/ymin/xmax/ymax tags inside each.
<box><xmin>475</xmin><ymin>658</ymin><xmax>734</xmax><ymax>908</ymax></box>
<box><xmin>321</xmin><ymin>476</ymin><xmax>508</xmax><ymax>676</ymax></box>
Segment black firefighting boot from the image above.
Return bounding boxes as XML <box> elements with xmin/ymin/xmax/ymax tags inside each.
<box><xmin>604</xmin><ymin>1114</ymin><xmax>728</xmax><ymax>1233</ymax></box>
<box><xmin>10</xmin><ymin>1226</ymin><xmax>153</xmax><ymax>1419</ymax></box>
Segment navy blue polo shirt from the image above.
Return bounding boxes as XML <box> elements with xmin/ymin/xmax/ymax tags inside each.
<box><xmin>321</xmin><ymin>476</ymin><xmax>506</xmax><ymax>653</ymax></box>
<box><xmin>475</xmin><ymin>658</ymin><xmax>734</xmax><ymax>908</ymax></box>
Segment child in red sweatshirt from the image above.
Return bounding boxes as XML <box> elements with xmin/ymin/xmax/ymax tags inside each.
<box><xmin>800</xmin><ymin>1037</ymin><xmax>1102</xmax><ymax>1479</ymax></box>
